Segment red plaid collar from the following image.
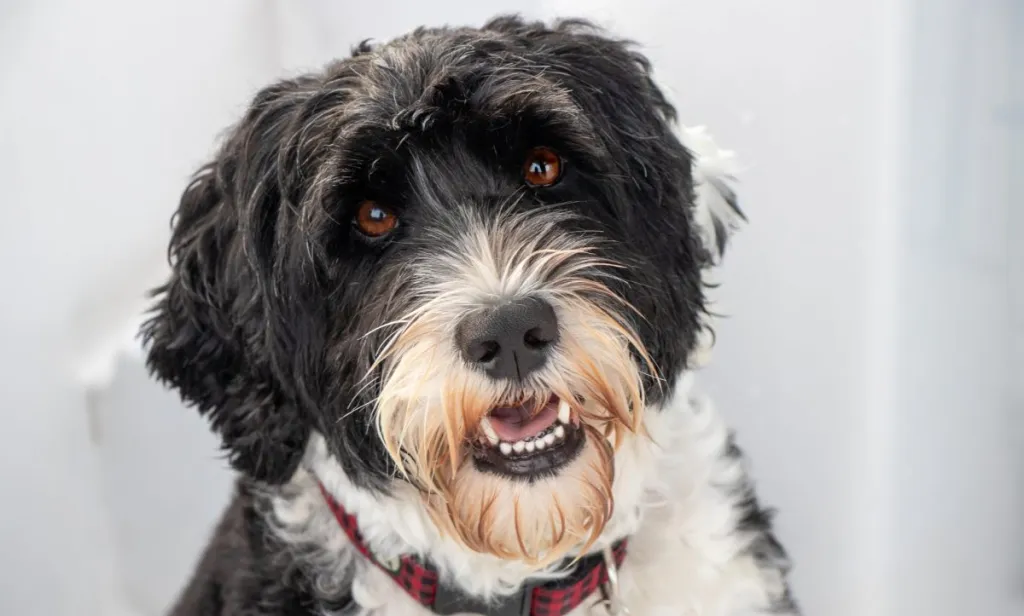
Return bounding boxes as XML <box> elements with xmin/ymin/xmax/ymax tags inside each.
<box><xmin>318</xmin><ymin>483</ymin><xmax>627</xmax><ymax>616</ymax></box>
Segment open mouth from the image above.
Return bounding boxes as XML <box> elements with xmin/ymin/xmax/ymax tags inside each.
<box><xmin>472</xmin><ymin>395</ymin><xmax>586</xmax><ymax>478</ymax></box>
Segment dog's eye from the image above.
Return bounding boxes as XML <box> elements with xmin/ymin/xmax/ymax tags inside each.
<box><xmin>523</xmin><ymin>147</ymin><xmax>563</xmax><ymax>187</ymax></box>
<box><xmin>353</xmin><ymin>200</ymin><xmax>398</xmax><ymax>238</ymax></box>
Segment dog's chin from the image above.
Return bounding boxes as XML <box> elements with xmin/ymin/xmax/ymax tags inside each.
<box><xmin>409</xmin><ymin>395</ymin><xmax>619</xmax><ymax>566</ymax></box>
<box><xmin>431</xmin><ymin>420</ymin><xmax>615</xmax><ymax>566</ymax></box>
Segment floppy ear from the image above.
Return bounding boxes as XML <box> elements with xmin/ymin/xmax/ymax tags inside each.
<box><xmin>141</xmin><ymin>77</ymin><xmax>320</xmax><ymax>484</ymax></box>
<box><xmin>679</xmin><ymin>125</ymin><xmax>746</xmax><ymax>266</ymax></box>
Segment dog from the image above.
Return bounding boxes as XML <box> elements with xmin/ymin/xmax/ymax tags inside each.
<box><xmin>143</xmin><ymin>15</ymin><xmax>798</xmax><ymax>616</ymax></box>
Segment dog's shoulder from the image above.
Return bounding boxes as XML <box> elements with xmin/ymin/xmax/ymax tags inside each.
<box><xmin>168</xmin><ymin>480</ymin><xmax>326</xmax><ymax>616</ymax></box>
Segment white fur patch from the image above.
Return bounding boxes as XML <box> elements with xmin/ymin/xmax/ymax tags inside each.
<box><xmin>681</xmin><ymin>125</ymin><xmax>745</xmax><ymax>371</ymax></box>
<box><xmin>680</xmin><ymin>125</ymin><xmax>745</xmax><ymax>265</ymax></box>
<box><xmin>269</xmin><ymin>372</ymin><xmax>792</xmax><ymax>615</ymax></box>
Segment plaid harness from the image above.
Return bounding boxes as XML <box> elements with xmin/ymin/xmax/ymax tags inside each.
<box><xmin>319</xmin><ymin>484</ymin><xmax>627</xmax><ymax>616</ymax></box>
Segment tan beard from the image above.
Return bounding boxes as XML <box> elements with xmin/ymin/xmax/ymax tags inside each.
<box><xmin>373</xmin><ymin>302</ymin><xmax>650</xmax><ymax>565</ymax></box>
<box><xmin>426</xmin><ymin>422</ymin><xmax>616</xmax><ymax>566</ymax></box>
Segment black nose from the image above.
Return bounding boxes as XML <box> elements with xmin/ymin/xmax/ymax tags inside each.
<box><xmin>456</xmin><ymin>297</ymin><xmax>559</xmax><ymax>381</ymax></box>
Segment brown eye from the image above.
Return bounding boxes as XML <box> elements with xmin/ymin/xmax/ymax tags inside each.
<box><xmin>522</xmin><ymin>147</ymin><xmax>563</xmax><ymax>187</ymax></box>
<box><xmin>353</xmin><ymin>200</ymin><xmax>398</xmax><ymax>237</ymax></box>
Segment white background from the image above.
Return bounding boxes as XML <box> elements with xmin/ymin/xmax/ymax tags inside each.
<box><xmin>0</xmin><ymin>1</ymin><xmax>1019</xmax><ymax>615</ymax></box>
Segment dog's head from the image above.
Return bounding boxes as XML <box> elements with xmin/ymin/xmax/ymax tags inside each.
<box><xmin>144</xmin><ymin>16</ymin><xmax>742</xmax><ymax>565</ymax></box>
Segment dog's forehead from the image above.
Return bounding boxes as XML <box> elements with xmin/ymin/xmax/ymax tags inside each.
<box><xmin>331</xmin><ymin>29</ymin><xmax>586</xmax><ymax>131</ymax></box>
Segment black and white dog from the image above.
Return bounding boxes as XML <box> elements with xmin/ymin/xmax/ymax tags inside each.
<box><xmin>144</xmin><ymin>15</ymin><xmax>798</xmax><ymax>616</ymax></box>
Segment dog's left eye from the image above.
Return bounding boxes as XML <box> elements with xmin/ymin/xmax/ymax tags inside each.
<box><xmin>353</xmin><ymin>200</ymin><xmax>399</xmax><ymax>238</ymax></box>
<box><xmin>523</xmin><ymin>147</ymin><xmax>563</xmax><ymax>187</ymax></box>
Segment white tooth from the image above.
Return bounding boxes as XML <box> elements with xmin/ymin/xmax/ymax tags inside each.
<box><xmin>557</xmin><ymin>398</ymin><xmax>571</xmax><ymax>424</ymax></box>
<box><xmin>479</xmin><ymin>418</ymin><xmax>499</xmax><ymax>445</ymax></box>
<box><xmin>513</xmin><ymin>441</ymin><xmax>526</xmax><ymax>453</ymax></box>
<box><xmin>525</xmin><ymin>441</ymin><xmax>536</xmax><ymax>453</ymax></box>
<box><xmin>499</xmin><ymin>442</ymin><xmax>512</xmax><ymax>455</ymax></box>
<box><xmin>535</xmin><ymin>438</ymin><xmax>547</xmax><ymax>450</ymax></box>
<box><xmin>554</xmin><ymin>424</ymin><xmax>565</xmax><ymax>440</ymax></box>
<box><xmin>544</xmin><ymin>433</ymin><xmax>556</xmax><ymax>446</ymax></box>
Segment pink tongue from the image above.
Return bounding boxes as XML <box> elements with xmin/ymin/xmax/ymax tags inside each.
<box><xmin>488</xmin><ymin>399</ymin><xmax>559</xmax><ymax>442</ymax></box>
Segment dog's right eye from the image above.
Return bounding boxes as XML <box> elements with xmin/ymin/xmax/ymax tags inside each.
<box><xmin>523</xmin><ymin>147</ymin><xmax>563</xmax><ymax>187</ymax></box>
<box><xmin>353</xmin><ymin>200</ymin><xmax>399</xmax><ymax>238</ymax></box>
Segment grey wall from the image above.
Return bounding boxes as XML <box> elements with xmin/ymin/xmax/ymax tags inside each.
<box><xmin>1008</xmin><ymin>0</ymin><xmax>1024</xmax><ymax>589</ymax></box>
<box><xmin>92</xmin><ymin>355</ymin><xmax>234</xmax><ymax>615</ymax></box>
<box><xmin>0</xmin><ymin>2</ymin><xmax>285</xmax><ymax>614</ymax></box>
<box><xmin>886</xmin><ymin>2</ymin><xmax>1019</xmax><ymax>614</ymax></box>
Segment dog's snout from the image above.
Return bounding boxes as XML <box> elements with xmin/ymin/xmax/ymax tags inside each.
<box><xmin>456</xmin><ymin>297</ymin><xmax>559</xmax><ymax>381</ymax></box>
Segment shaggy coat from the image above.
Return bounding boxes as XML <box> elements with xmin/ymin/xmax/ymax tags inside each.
<box><xmin>143</xmin><ymin>15</ymin><xmax>798</xmax><ymax>616</ymax></box>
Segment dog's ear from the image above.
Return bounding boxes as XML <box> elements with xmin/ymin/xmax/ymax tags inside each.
<box><xmin>142</xmin><ymin>77</ymin><xmax>321</xmax><ymax>484</ymax></box>
<box><xmin>679</xmin><ymin>125</ymin><xmax>746</xmax><ymax>266</ymax></box>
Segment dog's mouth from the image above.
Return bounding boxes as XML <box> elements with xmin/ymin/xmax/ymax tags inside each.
<box><xmin>472</xmin><ymin>395</ymin><xmax>585</xmax><ymax>478</ymax></box>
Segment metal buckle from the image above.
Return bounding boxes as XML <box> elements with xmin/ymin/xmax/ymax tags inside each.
<box><xmin>432</xmin><ymin>580</ymin><xmax>534</xmax><ymax>616</ymax></box>
<box><xmin>592</xmin><ymin>546</ymin><xmax>629</xmax><ymax>616</ymax></box>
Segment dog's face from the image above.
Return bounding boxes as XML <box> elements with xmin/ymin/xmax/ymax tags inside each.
<box><xmin>145</xmin><ymin>17</ymin><xmax>730</xmax><ymax>565</ymax></box>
